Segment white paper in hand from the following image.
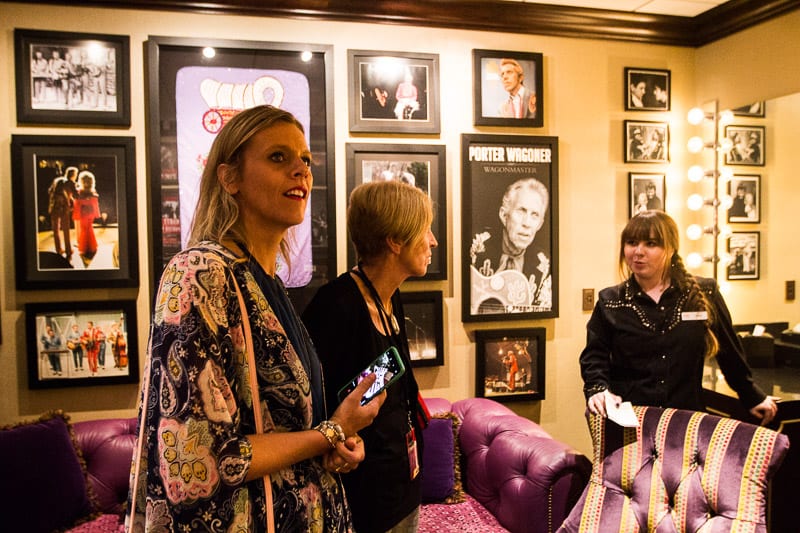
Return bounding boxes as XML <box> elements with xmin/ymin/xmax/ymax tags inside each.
<box><xmin>604</xmin><ymin>390</ymin><xmax>639</xmax><ymax>427</ymax></box>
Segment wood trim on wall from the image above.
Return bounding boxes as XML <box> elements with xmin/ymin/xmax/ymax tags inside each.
<box><xmin>12</xmin><ymin>0</ymin><xmax>800</xmax><ymax>46</ymax></box>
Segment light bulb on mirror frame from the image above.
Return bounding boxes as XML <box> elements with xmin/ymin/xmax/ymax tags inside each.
<box><xmin>719</xmin><ymin>225</ymin><xmax>733</xmax><ymax>240</ymax></box>
<box><xmin>686</xmin><ymin>224</ymin><xmax>704</xmax><ymax>241</ymax></box>
<box><xmin>687</xmin><ymin>107</ymin><xmax>706</xmax><ymax>125</ymax></box>
<box><xmin>687</xmin><ymin>165</ymin><xmax>705</xmax><ymax>182</ymax></box>
<box><xmin>718</xmin><ymin>280</ymin><xmax>732</xmax><ymax>296</ymax></box>
<box><xmin>720</xmin><ymin>167</ymin><xmax>734</xmax><ymax>181</ymax></box>
<box><xmin>687</xmin><ymin>136</ymin><xmax>706</xmax><ymax>153</ymax></box>
<box><xmin>686</xmin><ymin>252</ymin><xmax>704</xmax><ymax>269</ymax></box>
<box><xmin>719</xmin><ymin>109</ymin><xmax>734</xmax><ymax>126</ymax></box>
<box><xmin>687</xmin><ymin>194</ymin><xmax>705</xmax><ymax>211</ymax></box>
<box><xmin>720</xmin><ymin>194</ymin><xmax>734</xmax><ymax>210</ymax></box>
<box><xmin>719</xmin><ymin>251</ymin><xmax>733</xmax><ymax>267</ymax></box>
<box><xmin>719</xmin><ymin>137</ymin><xmax>734</xmax><ymax>152</ymax></box>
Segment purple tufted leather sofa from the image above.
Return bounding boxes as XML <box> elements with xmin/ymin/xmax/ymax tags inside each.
<box><xmin>421</xmin><ymin>397</ymin><xmax>592</xmax><ymax>533</ymax></box>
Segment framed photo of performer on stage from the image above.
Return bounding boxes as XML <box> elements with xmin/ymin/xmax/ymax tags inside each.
<box><xmin>475</xmin><ymin>327</ymin><xmax>546</xmax><ymax>402</ymax></box>
<box><xmin>461</xmin><ymin>134</ymin><xmax>559</xmax><ymax>323</ymax></box>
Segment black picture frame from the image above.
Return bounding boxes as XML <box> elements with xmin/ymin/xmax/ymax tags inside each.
<box><xmin>10</xmin><ymin>135</ymin><xmax>138</xmax><ymax>290</ymax></box>
<box><xmin>624</xmin><ymin>67</ymin><xmax>670</xmax><ymax>111</ymax></box>
<box><xmin>400</xmin><ymin>291</ymin><xmax>444</xmax><ymax>368</ymax></box>
<box><xmin>475</xmin><ymin>327</ymin><xmax>546</xmax><ymax>402</ymax></box>
<box><xmin>25</xmin><ymin>299</ymin><xmax>139</xmax><ymax>389</ymax></box>
<box><xmin>624</xmin><ymin>120</ymin><xmax>669</xmax><ymax>163</ymax></box>
<box><xmin>146</xmin><ymin>36</ymin><xmax>335</xmax><ymax>313</ymax></box>
<box><xmin>14</xmin><ymin>28</ymin><xmax>130</xmax><ymax>127</ymax></box>
<box><xmin>347</xmin><ymin>49</ymin><xmax>440</xmax><ymax>134</ymax></box>
<box><xmin>473</xmin><ymin>49</ymin><xmax>544</xmax><ymax>128</ymax></box>
<box><xmin>727</xmin><ymin>231</ymin><xmax>760</xmax><ymax>280</ymax></box>
<box><xmin>461</xmin><ymin>134</ymin><xmax>559</xmax><ymax>322</ymax></box>
<box><xmin>732</xmin><ymin>102</ymin><xmax>766</xmax><ymax>117</ymax></box>
<box><xmin>345</xmin><ymin>143</ymin><xmax>447</xmax><ymax>280</ymax></box>
<box><xmin>724</xmin><ymin>125</ymin><xmax>766</xmax><ymax>166</ymax></box>
<box><xmin>727</xmin><ymin>174</ymin><xmax>761</xmax><ymax>223</ymax></box>
<box><xmin>629</xmin><ymin>172</ymin><xmax>666</xmax><ymax>217</ymax></box>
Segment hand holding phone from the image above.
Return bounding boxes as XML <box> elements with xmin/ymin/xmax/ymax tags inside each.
<box><xmin>337</xmin><ymin>346</ymin><xmax>406</xmax><ymax>405</ymax></box>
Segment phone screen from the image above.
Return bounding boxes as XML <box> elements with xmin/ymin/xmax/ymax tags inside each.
<box><xmin>337</xmin><ymin>346</ymin><xmax>406</xmax><ymax>405</ymax></box>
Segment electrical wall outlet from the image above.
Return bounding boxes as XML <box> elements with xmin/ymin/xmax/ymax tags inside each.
<box><xmin>582</xmin><ymin>289</ymin><xmax>595</xmax><ymax>311</ymax></box>
<box><xmin>787</xmin><ymin>280</ymin><xmax>796</xmax><ymax>301</ymax></box>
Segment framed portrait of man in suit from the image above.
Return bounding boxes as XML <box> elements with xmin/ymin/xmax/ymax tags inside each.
<box><xmin>461</xmin><ymin>134</ymin><xmax>559</xmax><ymax>322</ymax></box>
<box><xmin>473</xmin><ymin>49</ymin><xmax>544</xmax><ymax>128</ymax></box>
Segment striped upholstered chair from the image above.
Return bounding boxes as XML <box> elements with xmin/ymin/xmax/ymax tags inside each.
<box><xmin>558</xmin><ymin>406</ymin><xmax>789</xmax><ymax>533</ymax></box>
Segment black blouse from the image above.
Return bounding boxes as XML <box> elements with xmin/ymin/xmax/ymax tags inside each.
<box><xmin>580</xmin><ymin>276</ymin><xmax>765</xmax><ymax>411</ymax></box>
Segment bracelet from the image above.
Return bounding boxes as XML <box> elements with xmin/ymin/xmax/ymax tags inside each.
<box><xmin>314</xmin><ymin>420</ymin><xmax>346</xmax><ymax>449</ymax></box>
<box><xmin>584</xmin><ymin>384</ymin><xmax>608</xmax><ymax>397</ymax></box>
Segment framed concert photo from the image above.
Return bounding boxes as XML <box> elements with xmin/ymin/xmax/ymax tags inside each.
<box><xmin>624</xmin><ymin>67</ymin><xmax>670</xmax><ymax>111</ymax></box>
<box><xmin>345</xmin><ymin>143</ymin><xmax>447</xmax><ymax>280</ymax></box>
<box><xmin>629</xmin><ymin>172</ymin><xmax>666</xmax><ymax>218</ymax></box>
<box><xmin>461</xmin><ymin>134</ymin><xmax>559</xmax><ymax>323</ymax></box>
<box><xmin>475</xmin><ymin>327</ymin><xmax>546</xmax><ymax>402</ymax></box>
<box><xmin>10</xmin><ymin>135</ymin><xmax>138</xmax><ymax>290</ymax></box>
<box><xmin>25</xmin><ymin>299</ymin><xmax>139</xmax><ymax>389</ymax></box>
<box><xmin>726</xmin><ymin>232</ymin><xmax>760</xmax><ymax>281</ymax></box>
<box><xmin>347</xmin><ymin>49</ymin><xmax>440</xmax><ymax>134</ymax></box>
<box><xmin>14</xmin><ymin>28</ymin><xmax>130</xmax><ymax>126</ymax></box>
<box><xmin>727</xmin><ymin>175</ymin><xmax>761</xmax><ymax>223</ymax></box>
<box><xmin>624</xmin><ymin>120</ymin><xmax>669</xmax><ymax>164</ymax></box>
<box><xmin>473</xmin><ymin>49</ymin><xmax>544</xmax><ymax>128</ymax></box>
<box><xmin>146</xmin><ymin>36</ymin><xmax>335</xmax><ymax>313</ymax></box>
<box><xmin>724</xmin><ymin>125</ymin><xmax>765</xmax><ymax>166</ymax></box>
<box><xmin>400</xmin><ymin>291</ymin><xmax>444</xmax><ymax>368</ymax></box>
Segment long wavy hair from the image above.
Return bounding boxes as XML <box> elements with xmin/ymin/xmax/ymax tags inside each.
<box><xmin>619</xmin><ymin>210</ymin><xmax>719</xmax><ymax>358</ymax></box>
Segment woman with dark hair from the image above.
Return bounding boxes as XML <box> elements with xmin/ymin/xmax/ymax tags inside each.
<box><xmin>580</xmin><ymin>210</ymin><xmax>777</xmax><ymax>424</ymax></box>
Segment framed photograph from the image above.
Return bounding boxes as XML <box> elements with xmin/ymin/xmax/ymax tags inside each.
<box><xmin>473</xmin><ymin>49</ymin><xmax>543</xmax><ymax>128</ymax></box>
<box><xmin>624</xmin><ymin>67</ymin><xmax>670</xmax><ymax>111</ymax></box>
<box><xmin>345</xmin><ymin>143</ymin><xmax>447</xmax><ymax>280</ymax></box>
<box><xmin>461</xmin><ymin>134</ymin><xmax>559</xmax><ymax>322</ymax></box>
<box><xmin>14</xmin><ymin>28</ymin><xmax>130</xmax><ymax>126</ymax></box>
<box><xmin>10</xmin><ymin>135</ymin><xmax>138</xmax><ymax>290</ymax></box>
<box><xmin>25</xmin><ymin>299</ymin><xmax>139</xmax><ymax>389</ymax></box>
<box><xmin>347</xmin><ymin>49</ymin><xmax>440</xmax><ymax>134</ymax></box>
<box><xmin>732</xmin><ymin>101</ymin><xmax>765</xmax><ymax>117</ymax></box>
<box><xmin>629</xmin><ymin>172</ymin><xmax>666</xmax><ymax>217</ymax></box>
<box><xmin>727</xmin><ymin>175</ymin><xmax>761</xmax><ymax>223</ymax></box>
<box><xmin>726</xmin><ymin>231</ymin><xmax>760</xmax><ymax>280</ymax></box>
<box><xmin>475</xmin><ymin>327</ymin><xmax>546</xmax><ymax>402</ymax></box>
<box><xmin>146</xmin><ymin>36</ymin><xmax>335</xmax><ymax>313</ymax></box>
<box><xmin>401</xmin><ymin>291</ymin><xmax>444</xmax><ymax>368</ymax></box>
<box><xmin>624</xmin><ymin>120</ymin><xmax>669</xmax><ymax>163</ymax></box>
<box><xmin>724</xmin><ymin>125</ymin><xmax>765</xmax><ymax>166</ymax></box>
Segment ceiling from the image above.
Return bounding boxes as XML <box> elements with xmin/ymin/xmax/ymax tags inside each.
<box><xmin>514</xmin><ymin>0</ymin><xmax>730</xmax><ymax>17</ymax></box>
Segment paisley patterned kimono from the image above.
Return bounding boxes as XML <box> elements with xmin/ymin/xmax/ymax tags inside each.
<box><xmin>126</xmin><ymin>242</ymin><xmax>352</xmax><ymax>532</ymax></box>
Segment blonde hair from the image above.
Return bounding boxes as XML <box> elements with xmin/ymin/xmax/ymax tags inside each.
<box><xmin>347</xmin><ymin>181</ymin><xmax>432</xmax><ymax>263</ymax></box>
<box><xmin>187</xmin><ymin>105</ymin><xmax>305</xmax><ymax>257</ymax></box>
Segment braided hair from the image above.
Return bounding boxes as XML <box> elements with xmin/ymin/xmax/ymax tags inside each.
<box><xmin>619</xmin><ymin>210</ymin><xmax>719</xmax><ymax>358</ymax></box>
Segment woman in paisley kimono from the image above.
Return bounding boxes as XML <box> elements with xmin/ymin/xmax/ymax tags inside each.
<box><xmin>126</xmin><ymin>105</ymin><xmax>385</xmax><ymax>533</ymax></box>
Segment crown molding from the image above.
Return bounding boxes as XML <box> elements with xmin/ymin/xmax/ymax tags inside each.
<box><xmin>10</xmin><ymin>0</ymin><xmax>800</xmax><ymax>46</ymax></box>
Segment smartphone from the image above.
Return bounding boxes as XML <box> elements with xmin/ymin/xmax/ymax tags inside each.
<box><xmin>337</xmin><ymin>346</ymin><xmax>406</xmax><ymax>405</ymax></box>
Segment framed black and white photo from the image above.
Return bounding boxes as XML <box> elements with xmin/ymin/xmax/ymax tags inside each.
<box><xmin>14</xmin><ymin>28</ymin><xmax>130</xmax><ymax>126</ymax></box>
<box><xmin>348</xmin><ymin>49</ymin><xmax>440</xmax><ymax>134</ymax></box>
<box><xmin>25</xmin><ymin>300</ymin><xmax>139</xmax><ymax>389</ymax></box>
<box><xmin>400</xmin><ymin>291</ymin><xmax>444</xmax><ymax>368</ymax></box>
<box><xmin>629</xmin><ymin>172</ymin><xmax>666</xmax><ymax>217</ymax></box>
<box><xmin>146</xmin><ymin>36</ymin><xmax>335</xmax><ymax>313</ymax></box>
<box><xmin>724</xmin><ymin>125</ymin><xmax>765</xmax><ymax>166</ymax></box>
<box><xmin>475</xmin><ymin>328</ymin><xmax>545</xmax><ymax>402</ymax></box>
<box><xmin>727</xmin><ymin>175</ymin><xmax>761</xmax><ymax>223</ymax></box>
<box><xmin>10</xmin><ymin>135</ymin><xmax>138</xmax><ymax>290</ymax></box>
<box><xmin>727</xmin><ymin>231</ymin><xmax>760</xmax><ymax>280</ymax></box>
<box><xmin>461</xmin><ymin>134</ymin><xmax>559</xmax><ymax>322</ymax></box>
<box><xmin>345</xmin><ymin>143</ymin><xmax>447</xmax><ymax>280</ymax></box>
<box><xmin>624</xmin><ymin>67</ymin><xmax>670</xmax><ymax>111</ymax></box>
<box><xmin>473</xmin><ymin>49</ymin><xmax>543</xmax><ymax>128</ymax></box>
<box><xmin>732</xmin><ymin>102</ymin><xmax>766</xmax><ymax>117</ymax></box>
<box><xmin>624</xmin><ymin>120</ymin><xmax>669</xmax><ymax>163</ymax></box>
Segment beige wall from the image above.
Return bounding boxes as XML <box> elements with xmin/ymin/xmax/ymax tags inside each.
<box><xmin>0</xmin><ymin>3</ymin><xmax>796</xmax><ymax>456</ymax></box>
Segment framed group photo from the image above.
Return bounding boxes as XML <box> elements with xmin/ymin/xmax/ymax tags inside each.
<box><xmin>348</xmin><ymin>49</ymin><xmax>440</xmax><ymax>134</ymax></box>
<box><xmin>461</xmin><ymin>134</ymin><xmax>559</xmax><ymax>322</ymax></box>
<box><xmin>725</xmin><ymin>125</ymin><xmax>765</xmax><ymax>166</ymax></box>
<box><xmin>727</xmin><ymin>231</ymin><xmax>760</xmax><ymax>280</ymax></box>
<box><xmin>14</xmin><ymin>28</ymin><xmax>130</xmax><ymax>126</ymax></box>
<box><xmin>345</xmin><ymin>143</ymin><xmax>447</xmax><ymax>280</ymax></box>
<box><xmin>400</xmin><ymin>291</ymin><xmax>444</xmax><ymax>368</ymax></box>
<box><xmin>473</xmin><ymin>49</ymin><xmax>543</xmax><ymax>128</ymax></box>
<box><xmin>25</xmin><ymin>299</ymin><xmax>139</xmax><ymax>389</ymax></box>
<box><xmin>146</xmin><ymin>36</ymin><xmax>335</xmax><ymax>312</ymax></box>
<box><xmin>629</xmin><ymin>172</ymin><xmax>665</xmax><ymax>217</ymax></box>
<box><xmin>624</xmin><ymin>120</ymin><xmax>669</xmax><ymax>163</ymax></box>
<box><xmin>624</xmin><ymin>67</ymin><xmax>670</xmax><ymax>111</ymax></box>
<box><xmin>475</xmin><ymin>328</ymin><xmax>546</xmax><ymax>402</ymax></box>
<box><xmin>727</xmin><ymin>175</ymin><xmax>761</xmax><ymax>223</ymax></box>
<box><xmin>10</xmin><ymin>135</ymin><xmax>138</xmax><ymax>290</ymax></box>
